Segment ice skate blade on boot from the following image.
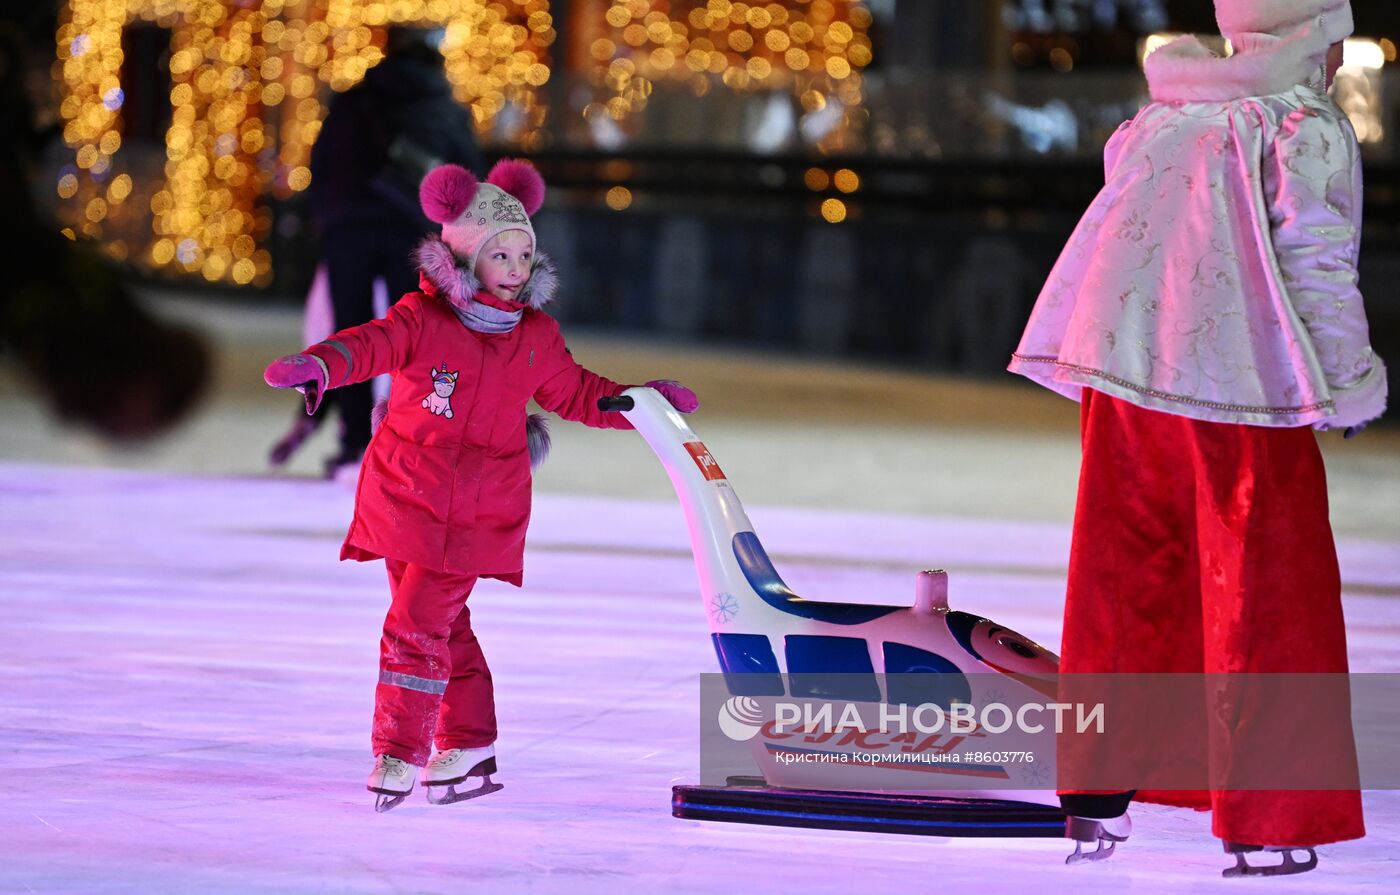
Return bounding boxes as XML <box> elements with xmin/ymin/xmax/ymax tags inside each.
<box><xmin>1064</xmin><ymin>815</ymin><xmax>1130</xmax><ymax>865</ymax></box>
<box><xmin>1221</xmin><ymin>842</ymin><xmax>1318</xmax><ymax>878</ymax></box>
<box><xmin>367</xmin><ymin>755</ymin><xmax>416</xmax><ymax>813</ymax></box>
<box><xmin>371</xmin><ymin>789</ymin><xmax>409</xmax><ymax>813</ymax></box>
<box><xmin>425</xmin><ymin>757</ymin><xmax>503</xmax><ymax>805</ymax></box>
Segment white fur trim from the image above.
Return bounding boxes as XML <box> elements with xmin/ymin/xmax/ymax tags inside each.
<box><xmin>1145</xmin><ymin>35</ymin><xmax>1307</xmax><ymax>100</ymax></box>
<box><xmin>1323</xmin><ymin>359</ymin><xmax>1388</xmax><ymax>429</ymax></box>
<box><xmin>413</xmin><ymin>236</ymin><xmax>557</xmax><ymax>312</ymax></box>
<box><xmin>1146</xmin><ymin>0</ymin><xmax>1349</xmax><ymax>103</ymax></box>
<box><xmin>413</xmin><ymin>238</ymin><xmax>479</xmax><ymax>313</ymax></box>
<box><xmin>370</xmin><ymin>396</ymin><xmax>389</xmax><ymax>435</ymax></box>
<box><xmin>1147</xmin><ymin>0</ymin><xmax>1352</xmax><ymax>102</ymax></box>
<box><xmin>516</xmin><ymin>255</ymin><xmax>558</xmax><ymax>308</ymax></box>
<box><xmin>526</xmin><ymin>412</ymin><xmax>551</xmax><ymax>470</ymax></box>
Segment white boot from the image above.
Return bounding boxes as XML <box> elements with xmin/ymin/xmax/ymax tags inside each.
<box><xmin>424</xmin><ymin>744</ymin><xmax>503</xmax><ymax>804</ymax></box>
<box><xmin>367</xmin><ymin>754</ymin><xmax>417</xmax><ymax>813</ymax></box>
<box><xmin>1065</xmin><ymin>812</ymin><xmax>1131</xmax><ymax>864</ymax></box>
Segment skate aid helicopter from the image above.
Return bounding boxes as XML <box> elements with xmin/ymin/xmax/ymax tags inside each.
<box><xmin>599</xmin><ymin>387</ymin><xmax>1084</xmax><ymax>846</ymax></box>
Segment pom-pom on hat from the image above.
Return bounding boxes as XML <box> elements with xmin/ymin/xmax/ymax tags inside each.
<box><xmin>419</xmin><ymin>159</ymin><xmax>546</xmax><ymax>271</ymax></box>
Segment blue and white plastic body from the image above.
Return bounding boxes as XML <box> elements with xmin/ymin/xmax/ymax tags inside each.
<box><xmin>609</xmin><ymin>387</ymin><xmax>1060</xmax><ymax>805</ymax></box>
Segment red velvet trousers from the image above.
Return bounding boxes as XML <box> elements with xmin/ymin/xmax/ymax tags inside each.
<box><xmin>372</xmin><ymin>559</ymin><xmax>497</xmax><ymax>765</ymax></box>
<box><xmin>1060</xmin><ymin>391</ymin><xmax>1364</xmax><ymax>846</ymax></box>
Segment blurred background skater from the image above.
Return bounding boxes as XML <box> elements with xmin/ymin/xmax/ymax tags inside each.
<box><xmin>265</xmin><ymin>264</ymin><xmax>393</xmax><ymax>469</ymax></box>
<box><xmin>299</xmin><ymin>24</ymin><xmax>484</xmax><ymax>480</ymax></box>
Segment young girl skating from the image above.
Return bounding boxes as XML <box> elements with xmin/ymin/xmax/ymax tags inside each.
<box><xmin>265</xmin><ymin>160</ymin><xmax>698</xmax><ymax>811</ymax></box>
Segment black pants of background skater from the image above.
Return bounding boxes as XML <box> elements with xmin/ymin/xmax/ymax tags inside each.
<box><xmin>320</xmin><ymin>219</ymin><xmax>420</xmax><ymax>464</ymax></box>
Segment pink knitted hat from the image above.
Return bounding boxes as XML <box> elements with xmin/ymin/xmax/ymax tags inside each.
<box><xmin>418</xmin><ymin>159</ymin><xmax>547</xmax><ymax>271</ymax></box>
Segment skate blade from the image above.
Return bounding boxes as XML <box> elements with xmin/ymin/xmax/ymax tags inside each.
<box><xmin>1065</xmin><ymin>839</ymin><xmax>1117</xmax><ymax>865</ymax></box>
<box><xmin>425</xmin><ymin>757</ymin><xmax>497</xmax><ymax>788</ymax></box>
<box><xmin>372</xmin><ymin>790</ymin><xmax>410</xmax><ymax>813</ymax></box>
<box><xmin>1222</xmin><ymin>847</ymin><xmax>1317</xmax><ymax>878</ymax></box>
<box><xmin>1064</xmin><ymin>816</ymin><xmax>1127</xmax><ymax>865</ymax></box>
<box><xmin>425</xmin><ymin>776</ymin><xmax>503</xmax><ymax>806</ymax></box>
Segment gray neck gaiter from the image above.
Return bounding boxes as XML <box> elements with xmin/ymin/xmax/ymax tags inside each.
<box><xmin>454</xmin><ymin>299</ymin><xmax>523</xmax><ymax>334</ymax></box>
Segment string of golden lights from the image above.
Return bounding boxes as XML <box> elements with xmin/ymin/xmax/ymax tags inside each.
<box><xmin>584</xmin><ymin>0</ymin><xmax>871</xmax><ymax>151</ymax></box>
<box><xmin>57</xmin><ymin>0</ymin><xmax>554</xmax><ymax>285</ymax></box>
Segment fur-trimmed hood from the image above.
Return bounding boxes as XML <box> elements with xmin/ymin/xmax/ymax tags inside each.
<box><xmin>412</xmin><ymin>235</ymin><xmax>559</xmax><ymax>314</ymax></box>
<box><xmin>1145</xmin><ymin>0</ymin><xmax>1352</xmax><ymax>103</ymax></box>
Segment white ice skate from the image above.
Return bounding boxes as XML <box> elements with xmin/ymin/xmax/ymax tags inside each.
<box><xmin>1221</xmin><ymin>841</ymin><xmax>1318</xmax><ymax>878</ymax></box>
<box><xmin>424</xmin><ymin>745</ymin><xmax>503</xmax><ymax>805</ymax></box>
<box><xmin>1065</xmin><ymin>812</ymin><xmax>1131</xmax><ymax>864</ymax></box>
<box><xmin>368</xmin><ymin>754</ymin><xmax>417</xmax><ymax>813</ymax></box>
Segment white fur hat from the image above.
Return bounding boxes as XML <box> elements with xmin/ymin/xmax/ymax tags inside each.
<box><xmin>1214</xmin><ymin>0</ymin><xmax>1352</xmax><ymax>42</ymax></box>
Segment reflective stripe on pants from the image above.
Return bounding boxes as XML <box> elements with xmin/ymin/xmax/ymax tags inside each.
<box><xmin>373</xmin><ymin>558</ymin><xmax>497</xmax><ymax>765</ymax></box>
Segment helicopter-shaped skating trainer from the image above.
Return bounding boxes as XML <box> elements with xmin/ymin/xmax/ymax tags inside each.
<box><xmin>600</xmin><ymin>388</ymin><xmax>1067</xmax><ymax>838</ymax></box>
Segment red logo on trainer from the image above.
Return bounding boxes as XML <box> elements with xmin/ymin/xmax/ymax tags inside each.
<box><xmin>685</xmin><ymin>442</ymin><xmax>726</xmax><ymax>481</ymax></box>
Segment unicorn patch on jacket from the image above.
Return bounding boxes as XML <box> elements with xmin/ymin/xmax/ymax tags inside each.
<box><xmin>423</xmin><ymin>366</ymin><xmax>459</xmax><ymax>419</ymax></box>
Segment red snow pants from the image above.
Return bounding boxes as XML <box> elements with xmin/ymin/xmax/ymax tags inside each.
<box><xmin>1059</xmin><ymin>390</ymin><xmax>1364</xmax><ymax>846</ymax></box>
<box><xmin>372</xmin><ymin>558</ymin><xmax>497</xmax><ymax>765</ymax></box>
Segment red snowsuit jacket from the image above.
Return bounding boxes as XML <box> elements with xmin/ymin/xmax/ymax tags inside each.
<box><xmin>306</xmin><ymin>279</ymin><xmax>631</xmax><ymax>584</ymax></box>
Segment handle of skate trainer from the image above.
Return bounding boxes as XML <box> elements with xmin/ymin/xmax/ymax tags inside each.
<box><xmin>598</xmin><ymin>395</ymin><xmax>635</xmax><ymax>412</ymax></box>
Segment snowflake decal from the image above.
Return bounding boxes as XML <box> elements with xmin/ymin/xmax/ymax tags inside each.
<box><xmin>1021</xmin><ymin>764</ymin><xmax>1050</xmax><ymax>786</ymax></box>
<box><xmin>709</xmin><ymin>592</ymin><xmax>739</xmax><ymax>623</ymax></box>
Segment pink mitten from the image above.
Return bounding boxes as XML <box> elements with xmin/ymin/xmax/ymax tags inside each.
<box><xmin>645</xmin><ymin>379</ymin><xmax>698</xmax><ymax>413</ymax></box>
<box><xmin>264</xmin><ymin>353</ymin><xmax>329</xmax><ymax>414</ymax></box>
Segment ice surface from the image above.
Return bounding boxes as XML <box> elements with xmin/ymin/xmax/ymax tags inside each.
<box><xmin>2</xmin><ymin>463</ymin><xmax>1397</xmax><ymax>894</ymax></box>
